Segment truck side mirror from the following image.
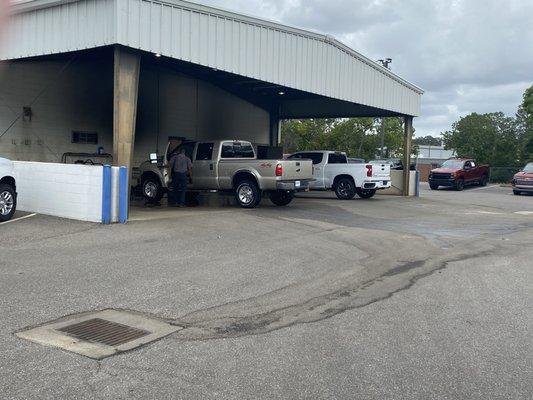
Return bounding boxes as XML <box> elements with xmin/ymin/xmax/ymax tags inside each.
<box><xmin>150</xmin><ymin>153</ymin><xmax>158</xmax><ymax>164</ymax></box>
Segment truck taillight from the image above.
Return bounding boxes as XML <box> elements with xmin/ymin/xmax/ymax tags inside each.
<box><xmin>276</xmin><ymin>164</ymin><xmax>283</xmax><ymax>177</ymax></box>
<box><xmin>366</xmin><ymin>164</ymin><xmax>373</xmax><ymax>177</ymax></box>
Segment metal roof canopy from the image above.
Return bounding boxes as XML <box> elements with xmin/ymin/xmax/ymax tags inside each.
<box><xmin>4</xmin><ymin>0</ymin><xmax>423</xmax><ymax>119</ymax></box>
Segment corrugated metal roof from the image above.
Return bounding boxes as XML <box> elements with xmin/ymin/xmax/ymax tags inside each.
<box><xmin>3</xmin><ymin>0</ymin><xmax>423</xmax><ymax>116</ymax></box>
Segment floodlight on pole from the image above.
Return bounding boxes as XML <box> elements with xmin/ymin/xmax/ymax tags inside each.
<box><xmin>376</xmin><ymin>58</ymin><xmax>392</xmax><ymax>157</ymax></box>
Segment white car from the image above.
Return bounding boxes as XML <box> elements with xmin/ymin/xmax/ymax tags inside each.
<box><xmin>0</xmin><ymin>158</ymin><xmax>17</xmax><ymax>221</ymax></box>
<box><xmin>288</xmin><ymin>151</ymin><xmax>391</xmax><ymax>199</ymax></box>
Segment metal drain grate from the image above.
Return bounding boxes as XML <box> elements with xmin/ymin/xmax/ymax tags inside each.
<box><xmin>58</xmin><ymin>318</ymin><xmax>151</xmax><ymax>347</ymax></box>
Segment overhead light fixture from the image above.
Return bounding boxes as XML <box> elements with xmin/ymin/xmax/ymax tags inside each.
<box><xmin>278</xmin><ymin>91</ymin><xmax>285</xmax><ymax>96</ymax></box>
<box><xmin>155</xmin><ymin>53</ymin><xmax>161</xmax><ymax>58</ymax></box>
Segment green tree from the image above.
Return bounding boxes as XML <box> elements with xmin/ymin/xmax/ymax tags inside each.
<box><xmin>281</xmin><ymin>117</ymin><xmax>406</xmax><ymax>161</ymax></box>
<box><xmin>518</xmin><ymin>85</ymin><xmax>533</xmax><ymax>162</ymax></box>
<box><xmin>413</xmin><ymin>135</ymin><xmax>442</xmax><ymax>146</ymax></box>
<box><xmin>442</xmin><ymin>112</ymin><xmax>520</xmax><ymax>166</ymax></box>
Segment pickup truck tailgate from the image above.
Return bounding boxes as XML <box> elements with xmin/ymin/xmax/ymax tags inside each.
<box><xmin>279</xmin><ymin>160</ymin><xmax>313</xmax><ymax>180</ymax></box>
<box><xmin>372</xmin><ymin>163</ymin><xmax>391</xmax><ymax>178</ymax></box>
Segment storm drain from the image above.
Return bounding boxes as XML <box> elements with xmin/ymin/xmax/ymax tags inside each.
<box><xmin>58</xmin><ymin>318</ymin><xmax>150</xmax><ymax>347</ymax></box>
<box><xmin>15</xmin><ymin>309</ymin><xmax>181</xmax><ymax>359</ymax></box>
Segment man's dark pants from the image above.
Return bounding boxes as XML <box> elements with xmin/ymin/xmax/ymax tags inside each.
<box><xmin>170</xmin><ymin>171</ymin><xmax>188</xmax><ymax>206</ymax></box>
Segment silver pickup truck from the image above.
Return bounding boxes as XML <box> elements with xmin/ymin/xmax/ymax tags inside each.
<box><xmin>138</xmin><ymin>140</ymin><xmax>313</xmax><ymax>208</ymax></box>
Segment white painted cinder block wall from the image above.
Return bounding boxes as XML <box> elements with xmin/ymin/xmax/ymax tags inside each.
<box><xmin>13</xmin><ymin>161</ymin><xmax>103</xmax><ymax>222</ymax></box>
<box><xmin>0</xmin><ymin>55</ymin><xmax>270</xmax><ymax>167</ymax></box>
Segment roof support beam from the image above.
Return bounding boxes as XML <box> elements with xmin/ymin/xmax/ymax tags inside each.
<box><xmin>402</xmin><ymin>116</ymin><xmax>413</xmax><ymax>196</ymax></box>
<box><xmin>113</xmin><ymin>46</ymin><xmax>140</xmax><ymax>191</ymax></box>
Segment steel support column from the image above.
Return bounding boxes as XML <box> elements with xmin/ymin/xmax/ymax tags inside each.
<box><xmin>402</xmin><ymin>116</ymin><xmax>414</xmax><ymax>196</ymax></box>
<box><xmin>269</xmin><ymin>106</ymin><xmax>281</xmax><ymax>146</ymax></box>
<box><xmin>113</xmin><ymin>46</ymin><xmax>140</xmax><ymax>175</ymax></box>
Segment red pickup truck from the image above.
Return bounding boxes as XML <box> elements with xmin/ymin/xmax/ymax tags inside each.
<box><xmin>429</xmin><ymin>159</ymin><xmax>489</xmax><ymax>191</ymax></box>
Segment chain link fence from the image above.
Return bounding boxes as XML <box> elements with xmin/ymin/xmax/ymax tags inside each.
<box><xmin>490</xmin><ymin>167</ymin><xmax>521</xmax><ymax>183</ymax></box>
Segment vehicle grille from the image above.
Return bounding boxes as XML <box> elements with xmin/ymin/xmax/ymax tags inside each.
<box><xmin>516</xmin><ymin>179</ymin><xmax>533</xmax><ymax>186</ymax></box>
<box><xmin>431</xmin><ymin>173</ymin><xmax>452</xmax><ymax>180</ymax></box>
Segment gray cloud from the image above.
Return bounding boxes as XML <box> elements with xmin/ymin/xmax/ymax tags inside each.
<box><xmin>198</xmin><ymin>0</ymin><xmax>533</xmax><ymax>137</ymax></box>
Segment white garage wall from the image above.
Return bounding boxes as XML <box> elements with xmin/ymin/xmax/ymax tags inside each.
<box><xmin>13</xmin><ymin>161</ymin><xmax>103</xmax><ymax>222</ymax></box>
<box><xmin>0</xmin><ymin>57</ymin><xmax>114</xmax><ymax>163</ymax></box>
<box><xmin>0</xmin><ymin>57</ymin><xmax>270</xmax><ymax>168</ymax></box>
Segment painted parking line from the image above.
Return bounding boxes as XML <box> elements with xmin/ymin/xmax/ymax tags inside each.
<box><xmin>0</xmin><ymin>213</ymin><xmax>37</xmax><ymax>225</ymax></box>
<box><xmin>465</xmin><ymin>185</ymin><xmax>499</xmax><ymax>192</ymax></box>
<box><xmin>514</xmin><ymin>211</ymin><xmax>533</xmax><ymax>216</ymax></box>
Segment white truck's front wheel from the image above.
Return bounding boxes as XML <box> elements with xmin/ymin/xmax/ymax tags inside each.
<box><xmin>0</xmin><ymin>183</ymin><xmax>16</xmax><ymax>222</ymax></box>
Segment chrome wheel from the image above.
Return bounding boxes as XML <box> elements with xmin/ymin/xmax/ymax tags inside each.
<box><xmin>144</xmin><ymin>181</ymin><xmax>158</xmax><ymax>199</ymax></box>
<box><xmin>238</xmin><ymin>184</ymin><xmax>254</xmax><ymax>205</ymax></box>
<box><xmin>0</xmin><ymin>190</ymin><xmax>14</xmax><ymax>216</ymax></box>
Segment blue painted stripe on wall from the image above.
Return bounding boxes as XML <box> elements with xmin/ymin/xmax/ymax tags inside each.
<box><xmin>118</xmin><ymin>166</ymin><xmax>129</xmax><ymax>224</ymax></box>
<box><xmin>101</xmin><ymin>165</ymin><xmax>112</xmax><ymax>224</ymax></box>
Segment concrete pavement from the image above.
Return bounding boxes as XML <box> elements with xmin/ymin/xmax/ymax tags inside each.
<box><xmin>0</xmin><ymin>184</ymin><xmax>531</xmax><ymax>399</ymax></box>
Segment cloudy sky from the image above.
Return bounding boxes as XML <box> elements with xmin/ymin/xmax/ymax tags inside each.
<box><xmin>198</xmin><ymin>0</ymin><xmax>532</xmax><ymax>137</ymax></box>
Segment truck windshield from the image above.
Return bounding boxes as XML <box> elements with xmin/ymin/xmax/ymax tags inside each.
<box><xmin>441</xmin><ymin>160</ymin><xmax>465</xmax><ymax>169</ymax></box>
<box><xmin>524</xmin><ymin>163</ymin><xmax>533</xmax><ymax>172</ymax></box>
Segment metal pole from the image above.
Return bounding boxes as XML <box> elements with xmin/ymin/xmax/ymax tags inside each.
<box><xmin>403</xmin><ymin>116</ymin><xmax>413</xmax><ymax>196</ymax></box>
<box><xmin>380</xmin><ymin>118</ymin><xmax>385</xmax><ymax>158</ymax></box>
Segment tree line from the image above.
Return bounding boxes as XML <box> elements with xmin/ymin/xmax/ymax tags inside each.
<box><xmin>281</xmin><ymin>117</ymin><xmax>408</xmax><ymax>161</ymax></box>
<box><xmin>281</xmin><ymin>85</ymin><xmax>533</xmax><ymax>167</ymax></box>
<box><xmin>442</xmin><ymin>86</ymin><xmax>533</xmax><ymax>166</ymax></box>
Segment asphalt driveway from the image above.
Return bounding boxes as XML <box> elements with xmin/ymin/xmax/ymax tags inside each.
<box><xmin>1</xmin><ymin>184</ymin><xmax>531</xmax><ymax>399</ymax></box>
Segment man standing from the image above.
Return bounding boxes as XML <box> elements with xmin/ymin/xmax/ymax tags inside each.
<box><xmin>169</xmin><ymin>148</ymin><xmax>192</xmax><ymax>207</ymax></box>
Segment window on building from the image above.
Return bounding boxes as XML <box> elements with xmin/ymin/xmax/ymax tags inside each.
<box><xmin>72</xmin><ymin>131</ymin><xmax>98</xmax><ymax>145</ymax></box>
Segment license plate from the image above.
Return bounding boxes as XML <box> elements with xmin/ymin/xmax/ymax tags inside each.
<box><xmin>295</xmin><ymin>181</ymin><xmax>301</xmax><ymax>188</ymax></box>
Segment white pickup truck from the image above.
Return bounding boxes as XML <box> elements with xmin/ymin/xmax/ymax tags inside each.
<box><xmin>288</xmin><ymin>151</ymin><xmax>391</xmax><ymax>199</ymax></box>
<box><xmin>0</xmin><ymin>157</ymin><xmax>17</xmax><ymax>222</ymax></box>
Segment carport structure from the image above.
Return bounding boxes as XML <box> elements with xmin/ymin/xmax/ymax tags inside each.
<box><xmin>2</xmin><ymin>0</ymin><xmax>423</xmax><ymax>198</ymax></box>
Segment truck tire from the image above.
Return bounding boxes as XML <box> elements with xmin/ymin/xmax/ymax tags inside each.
<box><xmin>429</xmin><ymin>183</ymin><xmax>439</xmax><ymax>190</ymax></box>
<box><xmin>235</xmin><ymin>180</ymin><xmax>261</xmax><ymax>208</ymax></box>
<box><xmin>479</xmin><ymin>174</ymin><xmax>488</xmax><ymax>186</ymax></box>
<box><xmin>455</xmin><ymin>179</ymin><xmax>465</xmax><ymax>191</ymax></box>
<box><xmin>0</xmin><ymin>183</ymin><xmax>17</xmax><ymax>222</ymax></box>
<box><xmin>269</xmin><ymin>190</ymin><xmax>294</xmax><ymax>206</ymax></box>
<box><xmin>356</xmin><ymin>188</ymin><xmax>377</xmax><ymax>199</ymax></box>
<box><xmin>142</xmin><ymin>176</ymin><xmax>164</xmax><ymax>202</ymax></box>
<box><xmin>513</xmin><ymin>190</ymin><xmax>521</xmax><ymax>196</ymax></box>
<box><xmin>334</xmin><ymin>178</ymin><xmax>356</xmax><ymax>200</ymax></box>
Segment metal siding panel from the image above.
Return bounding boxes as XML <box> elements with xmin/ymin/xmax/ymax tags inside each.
<box><xmin>181</xmin><ymin>9</ymin><xmax>191</xmax><ymax>62</ymax></box>
<box><xmin>3</xmin><ymin>0</ymin><xmax>422</xmax><ymax>116</ymax></box>
<box><xmin>161</xmin><ymin>5</ymin><xmax>172</xmax><ymax>55</ymax></box>
<box><xmin>150</xmin><ymin>3</ymin><xmax>162</xmax><ymax>53</ymax></box>
<box><xmin>198</xmin><ymin>13</ymin><xmax>208</xmax><ymax>65</ymax></box>
<box><xmin>139</xmin><ymin>1</ymin><xmax>151</xmax><ymax>51</ymax></box>
<box><xmin>190</xmin><ymin>11</ymin><xmax>201</xmax><ymax>63</ymax></box>
<box><xmin>170</xmin><ymin>8</ymin><xmax>180</xmax><ymax>58</ymax></box>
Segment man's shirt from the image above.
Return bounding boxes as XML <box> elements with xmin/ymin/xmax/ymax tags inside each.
<box><xmin>170</xmin><ymin>153</ymin><xmax>192</xmax><ymax>174</ymax></box>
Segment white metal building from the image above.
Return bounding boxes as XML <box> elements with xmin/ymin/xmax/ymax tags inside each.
<box><xmin>0</xmin><ymin>0</ymin><xmax>423</xmax><ymax>193</ymax></box>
